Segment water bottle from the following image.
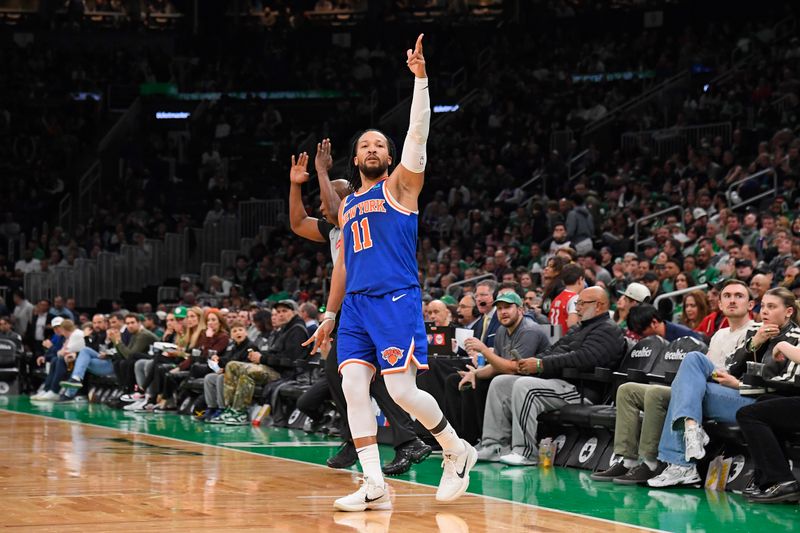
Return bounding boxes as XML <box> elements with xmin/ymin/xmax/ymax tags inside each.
<box><xmin>477</xmin><ymin>353</ymin><xmax>486</xmax><ymax>367</ymax></box>
<box><xmin>539</xmin><ymin>437</ymin><xmax>554</xmax><ymax>468</ymax></box>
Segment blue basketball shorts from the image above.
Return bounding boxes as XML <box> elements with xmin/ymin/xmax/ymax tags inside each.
<box><xmin>336</xmin><ymin>287</ymin><xmax>429</xmax><ymax>375</ymax></box>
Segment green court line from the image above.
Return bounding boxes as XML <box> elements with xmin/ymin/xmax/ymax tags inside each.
<box><xmin>3</xmin><ymin>396</ymin><xmax>799</xmax><ymax>532</ymax></box>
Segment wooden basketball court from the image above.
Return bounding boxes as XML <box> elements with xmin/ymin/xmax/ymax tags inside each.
<box><xmin>2</xmin><ymin>409</ymin><xmax>649</xmax><ymax>532</ymax></box>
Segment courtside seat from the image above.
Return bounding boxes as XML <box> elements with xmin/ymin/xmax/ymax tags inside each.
<box><xmin>186</xmin><ymin>378</ymin><xmax>205</xmax><ymax>393</ymax></box>
<box><xmin>88</xmin><ymin>374</ymin><xmax>119</xmax><ymax>387</ymax></box>
<box><xmin>0</xmin><ymin>338</ymin><xmax>21</xmax><ymax>394</ymax></box>
<box><xmin>704</xmin><ymin>420</ymin><xmax>743</xmax><ymax>442</ymax></box>
<box><xmin>588</xmin><ymin>405</ymin><xmax>617</xmax><ymax>429</ymax></box>
<box><xmin>537</xmin><ymin>410</ymin><xmax>562</xmax><ymax>425</ymax></box>
<box><xmin>556</xmin><ymin>404</ymin><xmax>593</xmax><ymax>426</ymax></box>
<box><xmin>617</xmin><ymin>336</ymin><xmax>669</xmax><ymax>383</ymax></box>
<box><xmin>648</xmin><ymin>336</ymin><xmax>708</xmax><ymax>384</ymax></box>
<box><xmin>278</xmin><ymin>383</ymin><xmax>311</xmax><ymax>400</ymax></box>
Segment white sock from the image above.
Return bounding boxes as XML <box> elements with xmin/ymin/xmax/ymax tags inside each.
<box><xmin>623</xmin><ymin>458</ymin><xmax>638</xmax><ymax>469</ymax></box>
<box><xmin>432</xmin><ymin>422</ymin><xmax>465</xmax><ymax>455</ymax></box>
<box><xmin>644</xmin><ymin>459</ymin><xmax>659</xmax><ymax>471</ymax></box>
<box><xmin>356</xmin><ymin>443</ymin><xmax>384</xmax><ymax>486</ymax></box>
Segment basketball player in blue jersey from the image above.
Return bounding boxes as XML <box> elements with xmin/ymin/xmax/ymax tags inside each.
<box><xmin>304</xmin><ymin>34</ymin><xmax>477</xmax><ymax>512</ymax></box>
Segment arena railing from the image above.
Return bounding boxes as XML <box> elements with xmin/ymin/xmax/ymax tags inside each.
<box><xmin>27</xmin><ymin>212</ymin><xmax>266</xmax><ymax>308</ymax></box>
<box><xmin>73</xmin><ymin>258</ymin><xmax>97</xmax><ymax>308</ymax></box>
<box><xmin>239</xmin><ymin>200</ymin><xmax>285</xmax><ymax>238</ymax></box>
<box><xmin>187</xmin><ymin>217</ymin><xmax>242</xmax><ymax>281</ymax></box>
<box><xmin>567</xmin><ymin>149</ymin><xmax>589</xmax><ymax>182</ymax></box>
<box><xmin>164</xmin><ymin>231</ymin><xmax>188</xmax><ymax>280</ymax></box>
<box><xmin>653</xmin><ymin>284</ymin><xmax>710</xmax><ymax>308</ymax></box>
<box><xmin>6</xmin><ymin>234</ymin><xmax>25</xmax><ymax>266</ymax></box>
<box><xmin>78</xmin><ymin>162</ymin><xmax>101</xmax><ymax>223</ymax></box>
<box><xmin>633</xmin><ymin>205</ymin><xmax>685</xmax><ymax>252</ymax></box>
<box><xmin>199</xmin><ymin>262</ymin><xmax>223</xmax><ymax>288</ymax></box>
<box><xmin>145</xmin><ymin>239</ymin><xmax>165</xmax><ymax>286</ymax></box>
<box><xmin>520</xmin><ymin>170</ymin><xmax>545</xmax><ymax>209</ymax></box>
<box><xmin>23</xmin><ymin>272</ymin><xmax>53</xmax><ymax>304</ymax></box>
<box><xmin>726</xmin><ymin>167</ymin><xmax>778</xmax><ymax>212</ymax></box>
<box><xmin>58</xmin><ymin>194</ymin><xmax>72</xmax><ymax>232</ymax></box>
<box><xmin>52</xmin><ymin>266</ymin><xmax>76</xmax><ymax>303</ymax></box>
<box><xmin>620</xmin><ymin>122</ymin><xmax>732</xmax><ymax>157</ymax></box>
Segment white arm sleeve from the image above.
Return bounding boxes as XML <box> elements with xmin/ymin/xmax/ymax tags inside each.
<box><xmin>400</xmin><ymin>77</ymin><xmax>430</xmax><ymax>173</ymax></box>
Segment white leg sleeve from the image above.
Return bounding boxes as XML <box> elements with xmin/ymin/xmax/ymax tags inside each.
<box><xmin>400</xmin><ymin>77</ymin><xmax>430</xmax><ymax>173</ymax></box>
<box><xmin>341</xmin><ymin>363</ymin><xmax>377</xmax><ymax>439</ymax></box>
<box><xmin>383</xmin><ymin>367</ymin><xmax>443</xmax><ymax>429</ymax></box>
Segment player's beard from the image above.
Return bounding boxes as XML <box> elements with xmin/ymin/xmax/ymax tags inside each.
<box><xmin>359</xmin><ymin>158</ymin><xmax>389</xmax><ymax>180</ymax></box>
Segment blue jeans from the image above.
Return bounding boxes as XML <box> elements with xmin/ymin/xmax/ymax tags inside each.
<box><xmin>64</xmin><ymin>348</ymin><xmax>115</xmax><ymax>398</ymax></box>
<box><xmin>44</xmin><ymin>357</ymin><xmax>68</xmax><ymax>393</ymax></box>
<box><xmin>657</xmin><ymin>351</ymin><xmax>755</xmax><ymax>466</ymax></box>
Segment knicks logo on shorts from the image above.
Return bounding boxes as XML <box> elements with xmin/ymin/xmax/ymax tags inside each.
<box><xmin>381</xmin><ymin>347</ymin><xmax>405</xmax><ymax>366</ymax></box>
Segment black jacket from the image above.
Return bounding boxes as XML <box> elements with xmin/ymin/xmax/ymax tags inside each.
<box><xmin>85</xmin><ymin>330</ymin><xmax>107</xmax><ymax>352</ymax></box>
<box><xmin>220</xmin><ymin>337</ymin><xmax>259</xmax><ymax>368</ymax></box>
<box><xmin>726</xmin><ymin>321</ymin><xmax>800</xmax><ymax>380</ymax></box>
<box><xmin>259</xmin><ymin>315</ymin><xmax>310</xmax><ymax>376</ymax></box>
<box><xmin>24</xmin><ymin>314</ymin><xmax>51</xmax><ymax>354</ymax></box>
<box><xmin>539</xmin><ymin>313</ymin><xmax>626</xmax><ymax>402</ymax></box>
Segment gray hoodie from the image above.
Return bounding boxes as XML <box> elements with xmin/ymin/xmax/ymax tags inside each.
<box><xmin>566</xmin><ymin>205</ymin><xmax>594</xmax><ymax>242</ymax></box>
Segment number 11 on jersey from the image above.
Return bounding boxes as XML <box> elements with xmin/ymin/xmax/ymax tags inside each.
<box><xmin>351</xmin><ymin>219</ymin><xmax>373</xmax><ymax>253</ymax></box>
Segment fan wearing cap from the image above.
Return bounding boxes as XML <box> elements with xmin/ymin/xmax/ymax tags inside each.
<box><xmin>458</xmin><ymin>289</ymin><xmax>550</xmax><ymax>389</ymax></box>
<box><xmin>460</xmin><ymin>291</ymin><xmax>551</xmax><ymax>452</ymax></box>
<box><xmin>614</xmin><ymin>282</ymin><xmax>651</xmax><ymax>333</ymax></box>
<box><xmin>692</xmin><ymin>207</ymin><xmax>709</xmax><ymax>224</ymax></box>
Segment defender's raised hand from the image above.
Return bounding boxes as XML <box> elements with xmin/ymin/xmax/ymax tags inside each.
<box><xmin>406</xmin><ymin>33</ymin><xmax>426</xmax><ymax>78</ymax></box>
<box><xmin>315</xmin><ymin>138</ymin><xmax>333</xmax><ymax>175</ymax></box>
<box><xmin>290</xmin><ymin>152</ymin><xmax>310</xmax><ymax>184</ymax></box>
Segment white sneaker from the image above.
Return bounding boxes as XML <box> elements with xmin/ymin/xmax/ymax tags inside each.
<box><xmin>476</xmin><ymin>443</ymin><xmax>502</xmax><ymax>462</ymax></box>
<box><xmin>436</xmin><ymin>439</ymin><xmax>477</xmax><ymax>502</ymax></box>
<box><xmin>120</xmin><ymin>392</ymin><xmax>143</xmax><ymax>403</ymax></box>
<box><xmin>647</xmin><ymin>464</ymin><xmax>701</xmax><ymax>488</ymax></box>
<box><xmin>684</xmin><ymin>425</ymin><xmax>709</xmax><ymax>462</ymax></box>
<box><xmin>333</xmin><ymin>477</ymin><xmax>392</xmax><ymax>512</ymax></box>
<box><xmin>124</xmin><ymin>398</ymin><xmax>149</xmax><ymax>411</ymax></box>
<box><xmin>31</xmin><ymin>391</ymin><xmax>46</xmax><ymax>400</ymax></box>
<box><xmin>499</xmin><ymin>452</ymin><xmax>537</xmax><ymax>466</ymax></box>
<box><xmin>39</xmin><ymin>391</ymin><xmax>61</xmax><ymax>401</ymax></box>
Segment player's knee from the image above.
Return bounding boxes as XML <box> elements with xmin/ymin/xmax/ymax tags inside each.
<box><xmin>384</xmin><ymin>379</ymin><xmax>416</xmax><ymax>409</ymax></box>
<box><xmin>341</xmin><ymin>369</ymin><xmax>371</xmax><ymax>405</ymax></box>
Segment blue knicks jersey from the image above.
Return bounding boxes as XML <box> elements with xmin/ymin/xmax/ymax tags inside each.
<box><xmin>339</xmin><ymin>179</ymin><xmax>420</xmax><ymax>296</ymax></box>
